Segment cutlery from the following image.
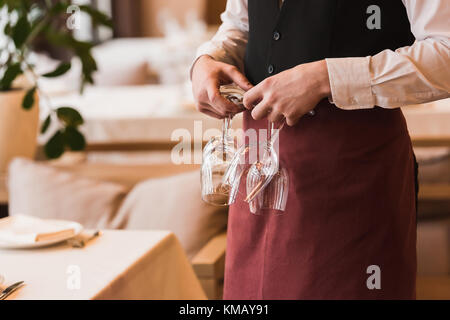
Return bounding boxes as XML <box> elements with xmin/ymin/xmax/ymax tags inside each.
<box><xmin>68</xmin><ymin>230</ymin><xmax>101</xmax><ymax>248</ymax></box>
<box><xmin>0</xmin><ymin>281</ymin><xmax>25</xmax><ymax>300</ymax></box>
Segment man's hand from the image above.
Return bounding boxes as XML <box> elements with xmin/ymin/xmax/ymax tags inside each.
<box><xmin>192</xmin><ymin>55</ymin><xmax>253</xmax><ymax>119</ymax></box>
<box><xmin>243</xmin><ymin>60</ymin><xmax>331</xmax><ymax>126</ymax></box>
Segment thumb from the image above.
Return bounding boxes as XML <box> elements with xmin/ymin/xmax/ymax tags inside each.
<box><xmin>227</xmin><ymin>67</ymin><xmax>253</xmax><ymax>91</ymax></box>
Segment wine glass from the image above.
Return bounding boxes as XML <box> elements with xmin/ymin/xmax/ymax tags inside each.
<box><xmin>200</xmin><ymin>85</ymin><xmax>244</xmax><ymax>206</ymax></box>
<box><xmin>201</xmin><ymin>116</ymin><xmax>236</xmax><ymax>206</ymax></box>
<box><xmin>245</xmin><ymin>121</ymin><xmax>284</xmax><ymax>203</ymax></box>
<box><xmin>248</xmin><ymin>165</ymin><xmax>289</xmax><ymax>215</ymax></box>
<box><xmin>224</xmin><ymin>143</ymin><xmax>253</xmax><ymax>205</ymax></box>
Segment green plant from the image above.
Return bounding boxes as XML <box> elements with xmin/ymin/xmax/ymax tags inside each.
<box><xmin>0</xmin><ymin>0</ymin><xmax>112</xmax><ymax>158</ymax></box>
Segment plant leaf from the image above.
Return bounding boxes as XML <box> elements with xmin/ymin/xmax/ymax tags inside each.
<box><xmin>0</xmin><ymin>63</ymin><xmax>23</xmax><ymax>91</ymax></box>
<box><xmin>22</xmin><ymin>86</ymin><xmax>36</xmax><ymax>110</ymax></box>
<box><xmin>64</xmin><ymin>126</ymin><xmax>86</xmax><ymax>151</ymax></box>
<box><xmin>56</xmin><ymin>107</ymin><xmax>84</xmax><ymax>127</ymax></box>
<box><xmin>44</xmin><ymin>130</ymin><xmax>65</xmax><ymax>159</ymax></box>
<box><xmin>3</xmin><ymin>22</ymin><xmax>11</xmax><ymax>36</ymax></box>
<box><xmin>43</xmin><ymin>27</ymin><xmax>99</xmax><ymax>92</ymax></box>
<box><xmin>41</xmin><ymin>115</ymin><xmax>51</xmax><ymax>134</ymax></box>
<box><xmin>42</xmin><ymin>62</ymin><xmax>71</xmax><ymax>78</ymax></box>
<box><xmin>45</xmin><ymin>29</ymin><xmax>93</xmax><ymax>51</ymax></box>
<box><xmin>79</xmin><ymin>50</ymin><xmax>97</xmax><ymax>89</ymax></box>
<box><xmin>48</xmin><ymin>1</ymin><xmax>70</xmax><ymax>14</ymax></box>
<box><xmin>79</xmin><ymin>5</ymin><xmax>113</xmax><ymax>28</ymax></box>
<box><xmin>12</xmin><ymin>14</ymin><xmax>31</xmax><ymax>48</ymax></box>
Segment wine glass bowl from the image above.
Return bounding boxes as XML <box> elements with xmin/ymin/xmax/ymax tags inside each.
<box><xmin>223</xmin><ymin>144</ymin><xmax>253</xmax><ymax>205</ymax></box>
<box><xmin>244</xmin><ymin>142</ymin><xmax>279</xmax><ymax>203</ymax></box>
<box><xmin>244</xmin><ymin>121</ymin><xmax>285</xmax><ymax>203</ymax></box>
<box><xmin>201</xmin><ymin>135</ymin><xmax>236</xmax><ymax>206</ymax></box>
<box><xmin>248</xmin><ymin>165</ymin><xmax>289</xmax><ymax>215</ymax></box>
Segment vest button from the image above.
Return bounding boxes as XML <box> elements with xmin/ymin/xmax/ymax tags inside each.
<box><xmin>273</xmin><ymin>31</ymin><xmax>281</xmax><ymax>41</ymax></box>
<box><xmin>268</xmin><ymin>64</ymin><xmax>274</xmax><ymax>74</ymax></box>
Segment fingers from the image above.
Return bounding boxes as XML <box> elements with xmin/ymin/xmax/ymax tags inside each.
<box><xmin>195</xmin><ymin>80</ymin><xmax>246</xmax><ymax>119</ymax></box>
<box><xmin>197</xmin><ymin>101</ymin><xmax>231</xmax><ymax>119</ymax></box>
<box><xmin>197</xmin><ymin>105</ymin><xmax>223</xmax><ymax>119</ymax></box>
<box><xmin>192</xmin><ymin>60</ymin><xmax>254</xmax><ymax>120</ymax></box>
<box><xmin>207</xmin><ymin>84</ymin><xmax>244</xmax><ymax>115</ymax></box>
<box><xmin>251</xmin><ymin>98</ymin><xmax>272</xmax><ymax>121</ymax></box>
<box><xmin>226</xmin><ymin>66</ymin><xmax>253</xmax><ymax>91</ymax></box>
<box><xmin>285</xmin><ymin>107</ymin><xmax>311</xmax><ymax>126</ymax></box>
<box><xmin>195</xmin><ymin>86</ymin><xmax>227</xmax><ymax>118</ymax></box>
<box><xmin>252</xmin><ymin>101</ymin><xmax>286</xmax><ymax>123</ymax></box>
<box><xmin>285</xmin><ymin>113</ymin><xmax>302</xmax><ymax>126</ymax></box>
<box><xmin>243</xmin><ymin>86</ymin><xmax>263</xmax><ymax>110</ymax></box>
<box><xmin>268</xmin><ymin>111</ymin><xmax>285</xmax><ymax>124</ymax></box>
<box><xmin>243</xmin><ymin>78</ymin><xmax>311</xmax><ymax>126</ymax></box>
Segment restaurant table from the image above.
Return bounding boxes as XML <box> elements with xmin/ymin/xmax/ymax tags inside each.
<box><xmin>403</xmin><ymin>99</ymin><xmax>450</xmax><ymax>147</ymax></box>
<box><xmin>0</xmin><ymin>230</ymin><xmax>207</xmax><ymax>300</ymax></box>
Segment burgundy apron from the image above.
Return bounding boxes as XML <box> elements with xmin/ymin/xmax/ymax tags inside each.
<box><xmin>224</xmin><ymin>0</ymin><xmax>417</xmax><ymax>300</ymax></box>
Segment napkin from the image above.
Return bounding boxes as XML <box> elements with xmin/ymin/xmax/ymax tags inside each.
<box><xmin>0</xmin><ymin>215</ymin><xmax>77</xmax><ymax>245</ymax></box>
<box><xmin>220</xmin><ymin>84</ymin><xmax>245</xmax><ymax>108</ymax></box>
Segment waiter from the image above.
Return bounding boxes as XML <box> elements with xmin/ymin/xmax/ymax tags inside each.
<box><xmin>191</xmin><ymin>0</ymin><xmax>450</xmax><ymax>299</ymax></box>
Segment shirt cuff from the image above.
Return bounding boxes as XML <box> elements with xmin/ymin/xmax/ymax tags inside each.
<box><xmin>326</xmin><ymin>57</ymin><xmax>375</xmax><ymax>110</ymax></box>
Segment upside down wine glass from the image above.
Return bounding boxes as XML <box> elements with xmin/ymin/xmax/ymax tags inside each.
<box><xmin>200</xmin><ymin>85</ymin><xmax>245</xmax><ymax>206</ymax></box>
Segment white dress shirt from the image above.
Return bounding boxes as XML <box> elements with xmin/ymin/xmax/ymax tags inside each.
<box><xmin>196</xmin><ymin>0</ymin><xmax>450</xmax><ymax>110</ymax></box>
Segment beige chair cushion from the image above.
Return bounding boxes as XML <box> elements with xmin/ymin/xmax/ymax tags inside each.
<box><xmin>111</xmin><ymin>170</ymin><xmax>228</xmax><ymax>259</ymax></box>
<box><xmin>8</xmin><ymin>158</ymin><xmax>128</xmax><ymax>229</ymax></box>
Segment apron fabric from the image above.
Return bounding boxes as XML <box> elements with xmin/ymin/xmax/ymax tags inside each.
<box><xmin>224</xmin><ymin>0</ymin><xmax>417</xmax><ymax>300</ymax></box>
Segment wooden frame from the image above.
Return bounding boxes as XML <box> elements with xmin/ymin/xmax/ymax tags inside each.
<box><xmin>0</xmin><ymin>174</ymin><xmax>7</xmax><ymax>205</ymax></box>
<box><xmin>85</xmin><ymin>141</ymin><xmax>206</xmax><ymax>152</ymax></box>
<box><xmin>412</xmin><ymin>136</ymin><xmax>450</xmax><ymax>148</ymax></box>
<box><xmin>191</xmin><ymin>231</ymin><xmax>227</xmax><ymax>300</ymax></box>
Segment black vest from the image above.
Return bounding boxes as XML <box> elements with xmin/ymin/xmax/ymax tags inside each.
<box><xmin>244</xmin><ymin>0</ymin><xmax>415</xmax><ymax>85</ymax></box>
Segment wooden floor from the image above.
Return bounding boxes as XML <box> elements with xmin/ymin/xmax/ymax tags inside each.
<box><xmin>417</xmin><ymin>276</ymin><xmax>450</xmax><ymax>300</ymax></box>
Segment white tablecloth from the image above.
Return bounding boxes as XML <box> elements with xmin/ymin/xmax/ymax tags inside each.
<box><xmin>0</xmin><ymin>230</ymin><xmax>206</xmax><ymax>300</ymax></box>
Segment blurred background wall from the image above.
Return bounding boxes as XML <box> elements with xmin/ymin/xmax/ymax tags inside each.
<box><xmin>111</xmin><ymin>0</ymin><xmax>226</xmax><ymax>38</ymax></box>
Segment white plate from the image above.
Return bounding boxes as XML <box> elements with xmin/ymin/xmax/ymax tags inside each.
<box><xmin>0</xmin><ymin>218</ymin><xmax>83</xmax><ymax>249</ymax></box>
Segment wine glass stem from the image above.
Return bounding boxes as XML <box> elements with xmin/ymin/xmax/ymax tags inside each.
<box><xmin>222</xmin><ymin>116</ymin><xmax>232</xmax><ymax>160</ymax></box>
<box><xmin>266</xmin><ymin>120</ymin><xmax>273</xmax><ymax>159</ymax></box>
<box><xmin>268</xmin><ymin>121</ymin><xmax>274</xmax><ymax>146</ymax></box>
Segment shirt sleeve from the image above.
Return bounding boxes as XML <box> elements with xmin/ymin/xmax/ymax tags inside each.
<box><xmin>193</xmin><ymin>0</ymin><xmax>249</xmax><ymax>72</ymax></box>
<box><xmin>326</xmin><ymin>0</ymin><xmax>450</xmax><ymax>110</ymax></box>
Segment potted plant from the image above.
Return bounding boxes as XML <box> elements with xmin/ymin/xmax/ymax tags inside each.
<box><xmin>0</xmin><ymin>0</ymin><xmax>112</xmax><ymax>173</ymax></box>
